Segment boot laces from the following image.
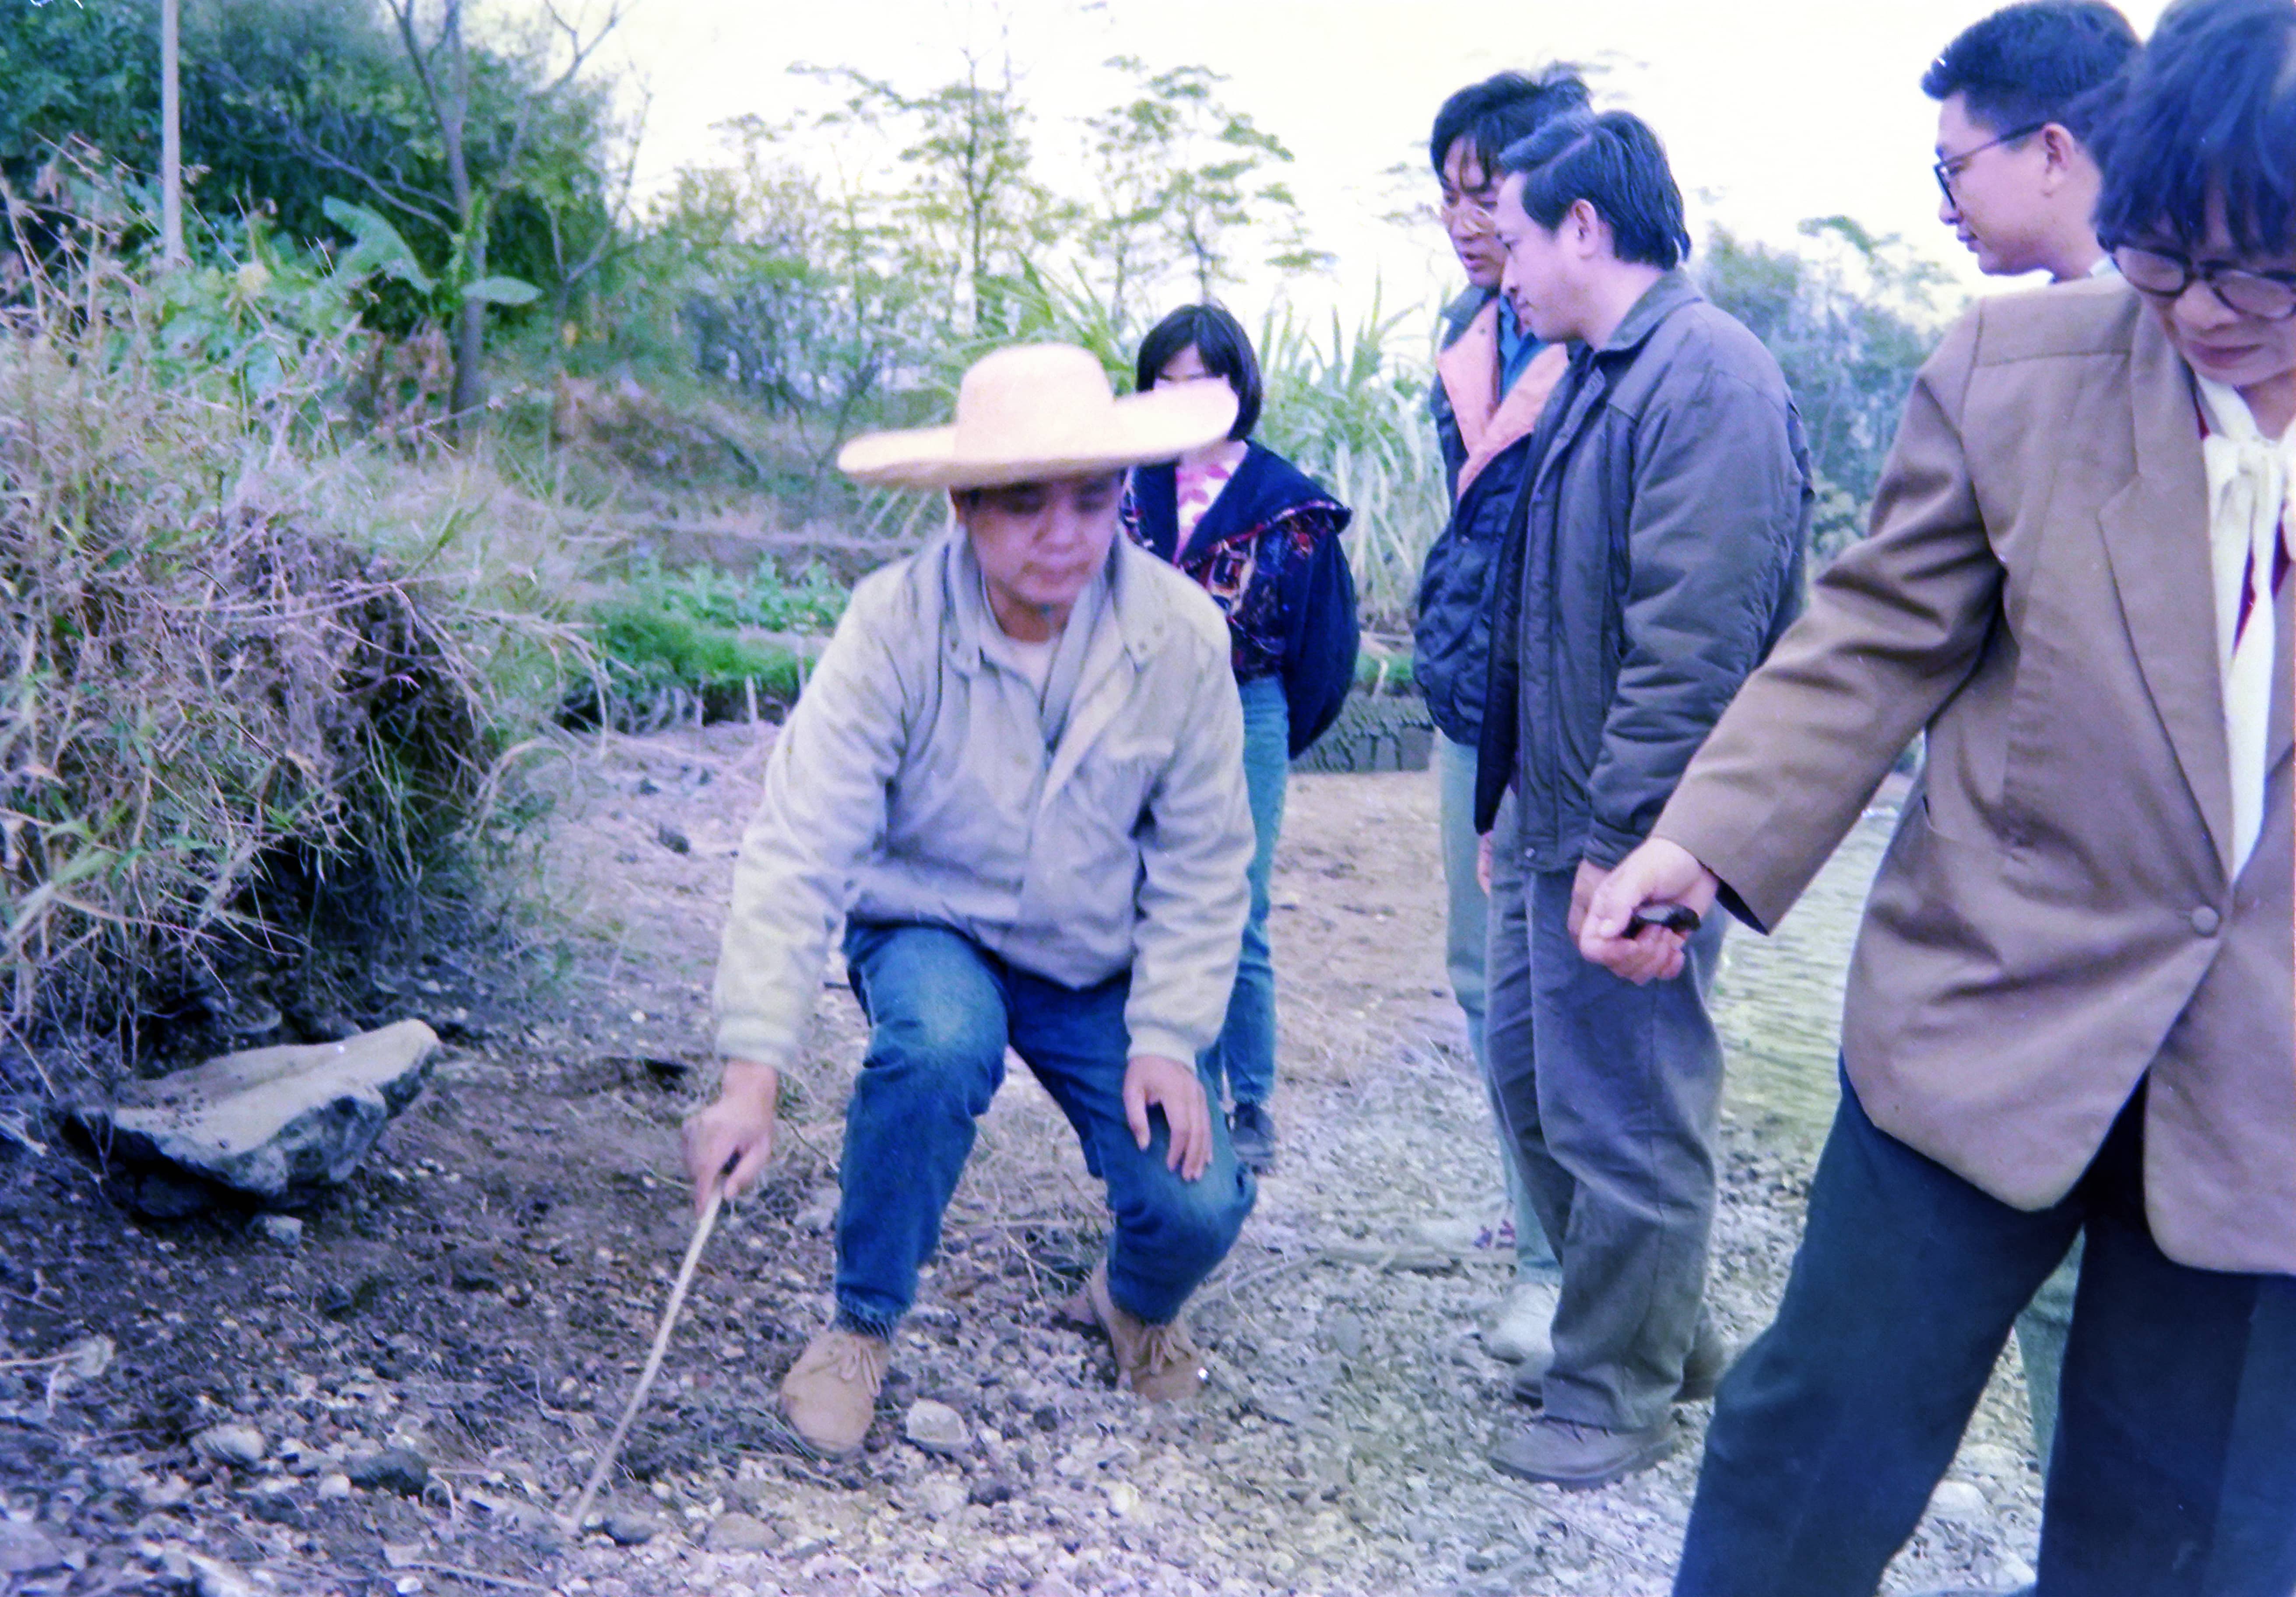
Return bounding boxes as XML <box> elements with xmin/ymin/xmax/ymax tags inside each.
<box><xmin>824</xmin><ymin>1330</ymin><xmax>888</xmax><ymax>1393</ymax></box>
<box><xmin>1135</xmin><ymin>1319</ymin><xmax>1200</xmax><ymax>1377</ymax></box>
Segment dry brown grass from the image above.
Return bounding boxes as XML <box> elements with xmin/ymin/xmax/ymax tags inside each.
<box><xmin>0</xmin><ymin>214</ymin><xmax>595</xmax><ymax>1093</ymax></box>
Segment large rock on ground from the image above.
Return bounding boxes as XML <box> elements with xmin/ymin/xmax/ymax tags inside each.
<box><xmin>75</xmin><ymin>1020</ymin><xmax>438</xmax><ymax>1211</ymax></box>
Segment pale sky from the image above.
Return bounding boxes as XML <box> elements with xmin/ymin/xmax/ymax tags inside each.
<box><xmin>594</xmin><ymin>0</ymin><xmax>2168</xmax><ymax>330</ymax></box>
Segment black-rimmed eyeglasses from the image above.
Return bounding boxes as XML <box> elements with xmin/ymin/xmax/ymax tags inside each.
<box><xmin>2110</xmin><ymin>243</ymin><xmax>2296</xmax><ymax>320</ymax></box>
<box><xmin>1931</xmin><ymin>123</ymin><xmax>2046</xmax><ymax>204</ymax></box>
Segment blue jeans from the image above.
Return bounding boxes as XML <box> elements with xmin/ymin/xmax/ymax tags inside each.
<box><xmin>1676</xmin><ymin>1069</ymin><xmax>2296</xmax><ymax>1597</ymax></box>
<box><xmin>832</xmin><ymin>921</ymin><xmax>1257</xmax><ymax>1334</ymax></box>
<box><xmin>1201</xmin><ymin>674</ymin><xmax>1288</xmax><ymax>1109</ymax></box>
<box><xmin>1438</xmin><ymin>735</ymin><xmax>1558</xmax><ymax>1280</ymax></box>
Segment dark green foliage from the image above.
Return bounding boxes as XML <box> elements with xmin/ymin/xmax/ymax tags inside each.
<box><xmin>1699</xmin><ymin>219</ymin><xmax>1953</xmax><ymax>561</ymax></box>
<box><xmin>0</xmin><ymin>0</ymin><xmax>621</xmax><ymax>336</ymax></box>
<box><xmin>621</xmin><ymin>556</ymin><xmax>849</xmax><ymax>636</ymax></box>
<box><xmin>582</xmin><ymin>608</ymin><xmax>808</xmax><ymax>732</ymax></box>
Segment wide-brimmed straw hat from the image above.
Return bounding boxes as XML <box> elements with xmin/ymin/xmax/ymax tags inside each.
<box><xmin>837</xmin><ymin>343</ymin><xmax>1238</xmax><ymax>492</ymax></box>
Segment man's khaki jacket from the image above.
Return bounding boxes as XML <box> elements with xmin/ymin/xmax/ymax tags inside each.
<box><xmin>713</xmin><ymin>528</ymin><xmax>1253</xmax><ymax>1075</ymax></box>
<box><xmin>1658</xmin><ymin>279</ymin><xmax>2295</xmax><ymax>1277</ymax></box>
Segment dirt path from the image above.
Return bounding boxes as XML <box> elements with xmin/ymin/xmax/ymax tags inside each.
<box><xmin>1</xmin><ymin>725</ymin><xmax>2043</xmax><ymax>1597</ymax></box>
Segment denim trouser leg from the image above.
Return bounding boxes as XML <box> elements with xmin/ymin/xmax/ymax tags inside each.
<box><xmin>1202</xmin><ymin>674</ymin><xmax>1288</xmax><ymax>1111</ymax></box>
<box><xmin>1006</xmin><ymin>961</ymin><xmax>1257</xmax><ymax>1324</ymax></box>
<box><xmin>1485</xmin><ymin>816</ymin><xmax>1725</xmax><ymax>1432</ymax></box>
<box><xmin>1675</xmin><ymin>1071</ymin><xmax>2296</xmax><ymax>1597</ymax></box>
<box><xmin>1438</xmin><ymin>739</ymin><xmax>1557</xmax><ymax>1278</ymax></box>
<box><xmin>835</xmin><ymin>921</ymin><xmax>1257</xmax><ymax>1333</ymax></box>
<box><xmin>832</xmin><ymin>923</ymin><xmax>1012</xmax><ymax>1337</ymax></box>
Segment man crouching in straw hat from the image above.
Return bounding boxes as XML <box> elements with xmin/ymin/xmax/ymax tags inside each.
<box><xmin>684</xmin><ymin>343</ymin><xmax>1261</xmax><ymax>1457</ymax></box>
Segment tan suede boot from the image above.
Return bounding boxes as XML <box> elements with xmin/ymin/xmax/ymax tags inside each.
<box><xmin>1075</xmin><ymin>1259</ymin><xmax>1206</xmax><ymax>1402</ymax></box>
<box><xmin>778</xmin><ymin>1326</ymin><xmax>890</xmax><ymax>1457</ymax></box>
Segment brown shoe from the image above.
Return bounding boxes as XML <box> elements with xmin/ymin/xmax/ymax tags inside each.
<box><xmin>779</xmin><ymin>1327</ymin><xmax>890</xmax><ymax>1457</ymax></box>
<box><xmin>1075</xmin><ymin>1259</ymin><xmax>1206</xmax><ymax>1402</ymax></box>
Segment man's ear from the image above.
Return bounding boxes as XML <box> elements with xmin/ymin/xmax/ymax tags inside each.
<box><xmin>2037</xmin><ymin>123</ymin><xmax>2087</xmax><ymax>186</ymax></box>
<box><xmin>1569</xmin><ymin>197</ymin><xmax>1607</xmax><ymax>259</ymax></box>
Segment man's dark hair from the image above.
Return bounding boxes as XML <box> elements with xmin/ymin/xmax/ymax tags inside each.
<box><xmin>1426</xmin><ymin>69</ymin><xmax>1591</xmax><ymax>179</ymax></box>
<box><xmin>1135</xmin><ymin>303</ymin><xmax>1262</xmax><ymax>440</ymax></box>
<box><xmin>1496</xmin><ymin>110</ymin><xmax>1692</xmax><ymax>271</ymax></box>
<box><xmin>2091</xmin><ymin>0</ymin><xmax>2296</xmax><ymax>257</ymax></box>
<box><xmin>1921</xmin><ymin>2</ymin><xmax>2140</xmax><ymax>141</ymax></box>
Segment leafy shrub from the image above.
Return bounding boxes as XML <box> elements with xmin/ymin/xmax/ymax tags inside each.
<box><xmin>620</xmin><ymin>554</ymin><xmax>847</xmax><ymax>636</ymax></box>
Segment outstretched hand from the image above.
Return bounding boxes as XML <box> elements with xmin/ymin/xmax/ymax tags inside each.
<box><xmin>681</xmin><ymin>1059</ymin><xmax>779</xmax><ymax>1213</ymax></box>
<box><xmin>1578</xmin><ymin>838</ymin><xmax>1720</xmax><ymax>985</ymax></box>
<box><xmin>1124</xmin><ymin>1054</ymin><xmax>1214</xmax><ymax>1182</ymax></box>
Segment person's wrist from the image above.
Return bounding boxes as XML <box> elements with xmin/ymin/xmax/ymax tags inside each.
<box><xmin>719</xmin><ymin>1059</ymin><xmax>779</xmax><ymax>1106</ymax></box>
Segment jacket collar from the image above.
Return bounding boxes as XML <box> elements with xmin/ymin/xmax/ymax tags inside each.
<box><xmin>941</xmin><ymin>528</ymin><xmax>1166</xmax><ymax>679</ymax></box>
<box><xmin>1588</xmin><ymin>269</ymin><xmax>1703</xmax><ymax>363</ymax></box>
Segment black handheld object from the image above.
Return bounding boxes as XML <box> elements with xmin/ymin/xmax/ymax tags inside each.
<box><xmin>1627</xmin><ymin>903</ymin><xmax>1702</xmax><ymax>936</ymax></box>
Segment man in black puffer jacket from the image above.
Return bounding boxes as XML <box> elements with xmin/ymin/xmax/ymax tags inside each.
<box><xmin>1412</xmin><ymin>69</ymin><xmax>1587</xmax><ymax>1361</ymax></box>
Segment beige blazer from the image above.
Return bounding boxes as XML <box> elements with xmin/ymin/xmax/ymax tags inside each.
<box><xmin>1657</xmin><ymin>279</ymin><xmax>2294</xmax><ymax>1277</ymax></box>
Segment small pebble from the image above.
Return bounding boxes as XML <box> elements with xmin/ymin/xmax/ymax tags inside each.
<box><xmin>251</xmin><ymin>1213</ymin><xmax>303</xmax><ymax>1249</ymax></box>
<box><xmin>316</xmin><ymin>1473</ymin><xmax>351</xmax><ymax>1500</ymax></box>
<box><xmin>1928</xmin><ymin>1478</ymin><xmax>1990</xmax><ymax>1520</ymax></box>
<box><xmin>904</xmin><ymin>1399</ymin><xmax>968</xmax><ymax>1454</ymax></box>
<box><xmin>345</xmin><ymin>1447</ymin><xmax>430</xmax><ymax>1496</ymax></box>
<box><xmin>601</xmin><ymin>1509</ymin><xmax>661</xmax><ymax>1546</ymax></box>
<box><xmin>707</xmin><ymin>1512</ymin><xmax>781</xmax><ymax>1552</ymax></box>
<box><xmin>191</xmin><ymin>1424</ymin><xmax>267</xmax><ymax>1468</ymax></box>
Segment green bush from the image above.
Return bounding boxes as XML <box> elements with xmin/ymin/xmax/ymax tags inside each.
<box><xmin>621</xmin><ymin>554</ymin><xmax>847</xmax><ymax>635</ymax></box>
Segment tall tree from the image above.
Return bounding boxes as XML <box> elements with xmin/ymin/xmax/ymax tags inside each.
<box><xmin>1081</xmin><ymin>60</ymin><xmax>1327</xmax><ymax>319</ymax></box>
<box><xmin>374</xmin><ymin>0</ymin><xmax>625</xmax><ymax>433</ymax></box>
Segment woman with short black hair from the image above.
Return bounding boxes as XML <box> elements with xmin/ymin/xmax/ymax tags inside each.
<box><xmin>1126</xmin><ymin>303</ymin><xmax>1358</xmax><ymax>1176</ymax></box>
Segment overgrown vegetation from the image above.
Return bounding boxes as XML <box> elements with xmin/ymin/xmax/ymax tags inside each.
<box><xmin>574</xmin><ymin>557</ymin><xmax>841</xmax><ymax>731</ymax></box>
<box><xmin>0</xmin><ymin>184</ymin><xmax>590</xmax><ymax>1091</ymax></box>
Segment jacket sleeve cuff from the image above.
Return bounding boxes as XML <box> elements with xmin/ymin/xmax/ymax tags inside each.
<box><xmin>713</xmin><ymin>1018</ymin><xmax>797</xmax><ymax>1074</ymax></box>
<box><xmin>1124</xmin><ymin>1025</ymin><xmax>1200</xmax><ymax>1065</ymax></box>
<box><xmin>1651</xmin><ymin>808</ymin><xmax>1787</xmax><ymax>936</ymax></box>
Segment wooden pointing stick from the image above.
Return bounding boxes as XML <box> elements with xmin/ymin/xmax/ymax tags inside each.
<box><xmin>564</xmin><ymin>1169</ymin><xmax>729</xmax><ymax>1534</ymax></box>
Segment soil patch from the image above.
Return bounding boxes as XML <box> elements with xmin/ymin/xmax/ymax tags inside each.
<box><xmin>2</xmin><ymin>728</ymin><xmax>2041</xmax><ymax>1596</ymax></box>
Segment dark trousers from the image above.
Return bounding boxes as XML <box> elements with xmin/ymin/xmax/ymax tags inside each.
<box><xmin>1485</xmin><ymin>825</ymin><xmax>1729</xmax><ymax>1432</ymax></box>
<box><xmin>1675</xmin><ymin>1068</ymin><xmax>2296</xmax><ymax>1597</ymax></box>
<box><xmin>832</xmin><ymin>922</ymin><xmax>1256</xmax><ymax>1335</ymax></box>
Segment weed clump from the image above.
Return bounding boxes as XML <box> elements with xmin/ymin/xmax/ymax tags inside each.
<box><xmin>0</xmin><ymin>218</ymin><xmax>574</xmax><ymax>1092</ymax></box>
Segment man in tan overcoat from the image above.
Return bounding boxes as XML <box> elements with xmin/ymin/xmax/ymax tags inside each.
<box><xmin>1587</xmin><ymin>1</ymin><xmax>2296</xmax><ymax>1592</ymax></box>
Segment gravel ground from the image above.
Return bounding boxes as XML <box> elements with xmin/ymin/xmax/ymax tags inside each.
<box><xmin>0</xmin><ymin>724</ymin><xmax>2047</xmax><ymax>1597</ymax></box>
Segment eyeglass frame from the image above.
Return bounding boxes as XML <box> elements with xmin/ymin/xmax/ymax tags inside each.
<box><xmin>1931</xmin><ymin>121</ymin><xmax>2047</xmax><ymax>205</ymax></box>
<box><xmin>2105</xmin><ymin>240</ymin><xmax>2296</xmax><ymax>321</ymax></box>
